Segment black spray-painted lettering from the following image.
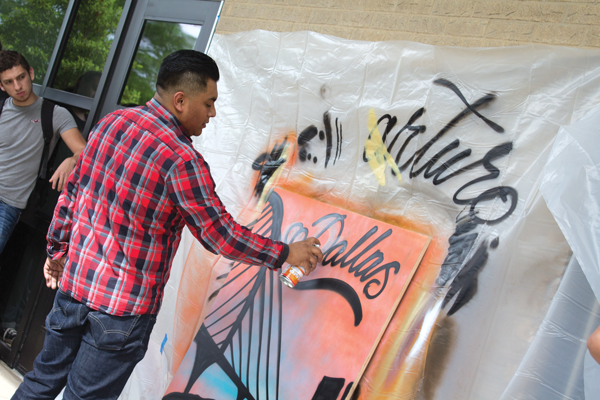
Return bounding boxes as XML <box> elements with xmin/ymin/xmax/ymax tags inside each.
<box><xmin>252</xmin><ymin>112</ymin><xmax>344</xmax><ymax>199</ymax></box>
<box><xmin>282</xmin><ymin>213</ymin><xmax>401</xmax><ymax>299</ymax></box>
<box><xmin>363</xmin><ymin>79</ymin><xmax>518</xmax><ymax>226</ymax></box>
<box><xmin>298</xmin><ymin>111</ymin><xmax>343</xmax><ymax>167</ymax></box>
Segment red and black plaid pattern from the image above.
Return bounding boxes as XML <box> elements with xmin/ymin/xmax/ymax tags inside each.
<box><xmin>47</xmin><ymin>99</ymin><xmax>287</xmax><ymax>316</ymax></box>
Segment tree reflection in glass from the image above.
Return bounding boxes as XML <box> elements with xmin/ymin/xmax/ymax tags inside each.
<box><xmin>119</xmin><ymin>21</ymin><xmax>201</xmax><ymax>107</ymax></box>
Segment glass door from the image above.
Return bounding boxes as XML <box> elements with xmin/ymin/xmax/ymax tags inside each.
<box><xmin>95</xmin><ymin>0</ymin><xmax>223</xmax><ymax>120</ymax></box>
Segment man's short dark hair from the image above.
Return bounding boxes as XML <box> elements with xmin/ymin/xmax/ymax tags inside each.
<box><xmin>156</xmin><ymin>50</ymin><xmax>219</xmax><ymax>95</ymax></box>
<box><xmin>0</xmin><ymin>50</ymin><xmax>31</xmax><ymax>75</ymax></box>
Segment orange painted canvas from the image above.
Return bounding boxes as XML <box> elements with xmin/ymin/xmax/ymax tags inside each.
<box><xmin>164</xmin><ymin>188</ymin><xmax>430</xmax><ymax>400</ymax></box>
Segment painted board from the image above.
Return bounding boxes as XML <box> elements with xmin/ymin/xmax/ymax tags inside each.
<box><xmin>164</xmin><ymin>188</ymin><xmax>430</xmax><ymax>400</ymax></box>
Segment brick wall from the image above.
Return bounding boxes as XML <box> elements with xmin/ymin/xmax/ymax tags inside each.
<box><xmin>215</xmin><ymin>0</ymin><xmax>600</xmax><ymax>48</ymax></box>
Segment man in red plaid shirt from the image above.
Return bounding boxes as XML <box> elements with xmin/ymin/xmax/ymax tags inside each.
<box><xmin>12</xmin><ymin>50</ymin><xmax>323</xmax><ymax>400</ymax></box>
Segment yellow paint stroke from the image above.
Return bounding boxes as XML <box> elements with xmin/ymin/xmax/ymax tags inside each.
<box><xmin>364</xmin><ymin>109</ymin><xmax>402</xmax><ymax>185</ymax></box>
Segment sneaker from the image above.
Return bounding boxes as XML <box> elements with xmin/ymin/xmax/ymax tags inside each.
<box><xmin>2</xmin><ymin>327</ymin><xmax>16</xmax><ymax>346</ymax></box>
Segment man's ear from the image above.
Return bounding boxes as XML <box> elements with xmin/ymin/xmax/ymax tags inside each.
<box><xmin>0</xmin><ymin>83</ymin><xmax>4</xmax><ymax>92</ymax></box>
<box><xmin>172</xmin><ymin>91</ymin><xmax>185</xmax><ymax>113</ymax></box>
<box><xmin>29</xmin><ymin>67</ymin><xmax>35</xmax><ymax>82</ymax></box>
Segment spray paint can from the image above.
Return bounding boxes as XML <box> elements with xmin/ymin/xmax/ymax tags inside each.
<box><xmin>279</xmin><ymin>244</ymin><xmax>319</xmax><ymax>288</ymax></box>
<box><xmin>280</xmin><ymin>265</ymin><xmax>306</xmax><ymax>288</ymax></box>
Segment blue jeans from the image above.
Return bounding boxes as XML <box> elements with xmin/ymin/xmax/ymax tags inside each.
<box><xmin>12</xmin><ymin>290</ymin><xmax>156</xmax><ymax>400</ymax></box>
<box><xmin>0</xmin><ymin>200</ymin><xmax>21</xmax><ymax>254</ymax></box>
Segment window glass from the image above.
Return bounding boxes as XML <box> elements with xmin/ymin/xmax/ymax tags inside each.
<box><xmin>119</xmin><ymin>21</ymin><xmax>201</xmax><ymax>107</ymax></box>
<box><xmin>51</xmin><ymin>0</ymin><xmax>126</xmax><ymax>97</ymax></box>
<box><xmin>0</xmin><ymin>0</ymin><xmax>68</xmax><ymax>84</ymax></box>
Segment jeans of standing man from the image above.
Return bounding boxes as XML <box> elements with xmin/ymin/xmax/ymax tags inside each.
<box><xmin>12</xmin><ymin>290</ymin><xmax>156</xmax><ymax>400</ymax></box>
<box><xmin>0</xmin><ymin>200</ymin><xmax>22</xmax><ymax>254</ymax></box>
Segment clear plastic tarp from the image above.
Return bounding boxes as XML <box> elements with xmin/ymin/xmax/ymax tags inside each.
<box><xmin>118</xmin><ymin>31</ymin><xmax>600</xmax><ymax>400</ymax></box>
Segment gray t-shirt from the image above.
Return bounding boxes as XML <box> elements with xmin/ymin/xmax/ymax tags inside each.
<box><xmin>0</xmin><ymin>97</ymin><xmax>78</xmax><ymax>209</ymax></box>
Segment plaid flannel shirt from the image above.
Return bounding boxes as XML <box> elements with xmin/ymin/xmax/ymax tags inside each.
<box><xmin>47</xmin><ymin>98</ymin><xmax>288</xmax><ymax>316</ymax></box>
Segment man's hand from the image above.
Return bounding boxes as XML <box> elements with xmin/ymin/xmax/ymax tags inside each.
<box><xmin>49</xmin><ymin>156</ymin><xmax>77</xmax><ymax>191</ymax></box>
<box><xmin>285</xmin><ymin>237</ymin><xmax>323</xmax><ymax>276</ymax></box>
<box><xmin>44</xmin><ymin>256</ymin><xmax>65</xmax><ymax>289</ymax></box>
<box><xmin>588</xmin><ymin>325</ymin><xmax>600</xmax><ymax>365</ymax></box>
<box><xmin>51</xmin><ymin>126</ymin><xmax>86</xmax><ymax>192</ymax></box>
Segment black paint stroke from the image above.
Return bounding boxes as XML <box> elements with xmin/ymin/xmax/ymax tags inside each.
<box><xmin>324</xmin><ymin>112</ymin><xmax>333</xmax><ymax>168</ymax></box>
<box><xmin>335</xmin><ymin>117</ymin><xmax>341</xmax><ymax>165</ymax></box>
<box><xmin>163</xmin><ymin>392</ymin><xmax>215</xmax><ymax>400</ymax></box>
<box><xmin>295</xmin><ymin>278</ymin><xmax>363</xmax><ymax>326</ymax></box>
<box><xmin>299</xmin><ymin>125</ymin><xmax>319</xmax><ymax>146</ymax></box>
<box><xmin>433</xmin><ymin>78</ymin><xmax>504</xmax><ymax>133</ymax></box>
<box><xmin>338</xmin><ymin>118</ymin><xmax>343</xmax><ymax>164</ymax></box>
<box><xmin>436</xmin><ymin>215</ymin><xmax>479</xmax><ymax>287</ymax></box>
<box><xmin>252</xmin><ymin>139</ymin><xmax>290</xmax><ymax>198</ymax></box>
<box><xmin>311</xmin><ymin>376</ymin><xmax>346</xmax><ymax>400</ymax></box>
<box><xmin>443</xmin><ymin>240</ymin><xmax>488</xmax><ymax>316</ymax></box>
<box><xmin>208</xmin><ymin>271</ymin><xmax>230</xmax><ymax>302</ymax></box>
<box><xmin>342</xmin><ymin>382</ymin><xmax>357</xmax><ymax>400</ymax></box>
<box><xmin>438</xmin><ymin>213</ymin><xmax>498</xmax><ymax>316</ymax></box>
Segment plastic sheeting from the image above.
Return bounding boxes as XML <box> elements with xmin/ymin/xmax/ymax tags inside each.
<box><xmin>120</xmin><ymin>31</ymin><xmax>600</xmax><ymax>400</ymax></box>
<box><xmin>538</xmin><ymin>102</ymin><xmax>600</xmax><ymax>400</ymax></box>
<box><xmin>540</xmin><ymin>103</ymin><xmax>600</xmax><ymax>304</ymax></box>
<box><xmin>500</xmin><ymin>256</ymin><xmax>600</xmax><ymax>400</ymax></box>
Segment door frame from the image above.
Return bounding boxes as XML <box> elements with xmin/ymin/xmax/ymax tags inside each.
<box><xmin>32</xmin><ymin>0</ymin><xmax>223</xmax><ymax>138</ymax></box>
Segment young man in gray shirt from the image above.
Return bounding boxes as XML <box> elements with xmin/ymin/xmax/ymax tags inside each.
<box><xmin>0</xmin><ymin>50</ymin><xmax>86</xmax><ymax>343</ymax></box>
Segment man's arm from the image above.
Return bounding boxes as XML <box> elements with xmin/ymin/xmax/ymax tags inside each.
<box><xmin>49</xmin><ymin>127</ymin><xmax>86</xmax><ymax>191</ymax></box>
<box><xmin>167</xmin><ymin>157</ymin><xmax>322</xmax><ymax>271</ymax></box>
<box><xmin>46</xmin><ymin>153</ymin><xmax>81</xmax><ymax>264</ymax></box>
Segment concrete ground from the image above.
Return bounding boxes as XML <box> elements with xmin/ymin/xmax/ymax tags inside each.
<box><xmin>0</xmin><ymin>361</ymin><xmax>21</xmax><ymax>399</ymax></box>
